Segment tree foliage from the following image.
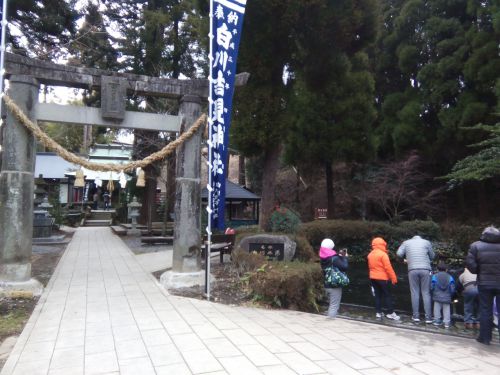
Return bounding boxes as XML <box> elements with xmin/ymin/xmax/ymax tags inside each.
<box><xmin>232</xmin><ymin>0</ymin><xmax>301</xmax><ymax>229</ymax></box>
<box><xmin>284</xmin><ymin>0</ymin><xmax>379</xmax><ymax>217</ymax></box>
<box><xmin>444</xmin><ymin>122</ymin><xmax>500</xmax><ymax>184</ymax></box>
<box><xmin>7</xmin><ymin>0</ymin><xmax>79</xmax><ymax>59</ymax></box>
<box><xmin>376</xmin><ymin>0</ymin><xmax>499</xmax><ymax>173</ymax></box>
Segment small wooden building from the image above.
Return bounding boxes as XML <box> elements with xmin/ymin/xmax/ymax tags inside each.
<box><xmin>202</xmin><ymin>180</ymin><xmax>260</xmax><ymax>227</ymax></box>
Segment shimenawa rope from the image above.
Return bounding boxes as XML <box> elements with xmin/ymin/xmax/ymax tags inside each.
<box><xmin>3</xmin><ymin>94</ymin><xmax>207</xmax><ymax>172</ymax></box>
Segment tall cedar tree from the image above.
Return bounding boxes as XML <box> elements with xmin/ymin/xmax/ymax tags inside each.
<box><xmin>375</xmin><ymin>0</ymin><xmax>499</xmax><ymax>218</ymax></box>
<box><xmin>232</xmin><ymin>0</ymin><xmax>301</xmax><ymax>230</ymax></box>
<box><xmin>376</xmin><ymin>0</ymin><xmax>499</xmax><ymax>168</ymax></box>
<box><xmin>284</xmin><ymin>0</ymin><xmax>379</xmax><ymax>219</ymax></box>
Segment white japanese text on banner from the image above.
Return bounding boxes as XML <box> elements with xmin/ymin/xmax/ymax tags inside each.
<box><xmin>209</xmin><ymin>0</ymin><xmax>247</xmax><ymax>230</ymax></box>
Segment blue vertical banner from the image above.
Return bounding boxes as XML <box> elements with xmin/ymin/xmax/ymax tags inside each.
<box><xmin>209</xmin><ymin>0</ymin><xmax>247</xmax><ymax>230</ymax></box>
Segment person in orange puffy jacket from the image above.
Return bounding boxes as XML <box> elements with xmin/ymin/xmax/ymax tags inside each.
<box><xmin>367</xmin><ymin>237</ymin><xmax>400</xmax><ymax>320</ymax></box>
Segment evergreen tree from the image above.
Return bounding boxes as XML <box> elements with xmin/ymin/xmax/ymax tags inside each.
<box><xmin>284</xmin><ymin>0</ymin><xmax>379</xmax><ymax>218</ymax></box>
<box><xmin>7</xmin><ymin>0</ymin><xmax>79</xmax><ymax>59</ymax></box>
<box><xmin>232</xmin><ymin>0</ymin><xmax>301</xmax><ymax>230</ymax></box>
<box><xmin>444</xmin><ymin>122</ymin><xmax>500</xmax><ymax>184</ymax></box>
<box><xmin>68</xmin><ymin>2</ymin><xmax>120</xmax><ymax>72</ymax></box>
<box><xmin>376</xmin><ymin>0</ymin><xmax>499</xmax><ymax>172</ymax></box>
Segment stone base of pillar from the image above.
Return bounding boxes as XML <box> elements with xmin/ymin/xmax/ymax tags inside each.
<box><xmin>0</xmin><ymin>279</ymin><xmax>44</xmax><ymax>297</ymax></box>
<box><xmin>0</xmin><ymin>263</ymin><xmax>31</xmax><ymax>282</ymax></box>
<box><xmin>159</xmin><ymin>270</ymin><xmax>214</xmax><ymax>290</ymax></box>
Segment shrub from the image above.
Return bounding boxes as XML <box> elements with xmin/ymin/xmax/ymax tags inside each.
<box><xmin>291</xmin><ymin>235</ymin><xmax>317</xmax><ymax>261</ymax></box>
<box><xmin>439</xmin><ymin>222</ymin><xmax>485</xmax><ymax>260</ymax></box>
<box><xmin>246</xmin><ymin>261</ymin><xmax>323</xmax><ymax>312</ymax></box>
<box><xmin>268</xmin><ymin>207</ymin><xmax>301</xmax><ymax>233</ymax></box>
<box><xmin>231</xmin><ymin>249</ymin><xmax>267</xmax><ymax>278</ymax></box>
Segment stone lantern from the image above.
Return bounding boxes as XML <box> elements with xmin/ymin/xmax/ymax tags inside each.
<box><xmin>34</xmin><ymin>174</ymin><xmax>48</xmax><ymax>207</ymax></box>
<box><xmin>127</xmin><ymin>196</ymin><xmax>142</xmax><ymax>235</ymax></box>
<box><xmin>33</xmin><ymin>197</ymin><xmax>54</xmax><ymax>238</ymax></box>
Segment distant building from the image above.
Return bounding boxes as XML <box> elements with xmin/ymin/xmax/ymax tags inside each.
<box><xmin>201</xmin><ymin>179</ymin><xmax>260</xmax><ymax>227</ymax></box>
<box><xmin>35</xmin><ymin>143</ymin><xmax>133</xmax><ymax>206</ymax></box>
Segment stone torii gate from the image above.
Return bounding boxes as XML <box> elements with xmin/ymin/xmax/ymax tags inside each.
<box><xmin>0</xmin><ymin>53</ymin><xmax>246</xmax><ymax>292</ymax></box>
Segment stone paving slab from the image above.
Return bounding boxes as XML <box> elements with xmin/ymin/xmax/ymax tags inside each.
<box><xmin>1</xmin><ymin>227</ymin><xmax>498</xmax><ymax>375</ymax></box>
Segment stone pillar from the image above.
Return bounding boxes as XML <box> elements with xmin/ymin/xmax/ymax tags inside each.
<box><xmin>161</xmin><ymin>95</ymin><xmax>204</xmax><ymax>288</ymax></box>
<box><xmin>0</xmin><ymin>75</ymin><xmax>42</xmax><ymax>295</ymax></box>
<box><xmin>173</xmin><ymin>95</ymin><xmax>202</xmax><ymax>272</ymax></box>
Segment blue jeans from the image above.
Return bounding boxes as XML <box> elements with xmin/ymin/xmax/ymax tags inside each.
<box><xmin>478</xmin><ymin>286</ymin><xmax>500</xmax><ymax>343</ymax></box>
<box><xmin>433</xmin><ymin>302</ymin><xmax>451</xmax><ymax>325</ymax></box>
<box><xmin>408</xmin><ymin>269</ymin><xmax>432</xmax><ymax>320</ymax></box>
<box><xmin>463</xmin><ymin>287</ymin><xmax>479</xmax><ymax>323</ymax></box>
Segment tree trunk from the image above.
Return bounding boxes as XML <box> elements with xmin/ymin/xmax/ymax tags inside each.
<box><xmin>477</xmin><ymin>181</ymin><xmax>488</xmax><ymax>221</ymax></box>
<box><xmin>358</xmin><ymin>166</ymin><xmax>367</xmax><ymax>220</ymax></box>
<box><xmin>165</xmin><ymin>153</ymin><xmax>176</xmax><ymax>220</ymax></box>
<box><xmin>139</xmin><ymin>164</ymin><xmax>157</xmax><ymax>232</ymax></box>
<box><xmin>325</xmin><ymin>162</ymin><xmax>334</xmax><ymax>219</ymax></box>
<box><xmin>238</xmin><ymin>154</ymin><xmax>246</xmax><ymax>186</ymax></box>
<box><xmin>259</xmin><ymin>145</ymin><xmax>282</xmax><ymax>231</ymax></box>
<box><xmin>295</xmin><ymin>166</ymin><xmax>300</xmax><ymax>205</ymax></box>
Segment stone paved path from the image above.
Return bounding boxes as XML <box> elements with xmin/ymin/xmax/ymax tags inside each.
<box><xmin>1</xmin><ymin>227</ymin><xmax>498</xmax><ymax>375</ymax></box>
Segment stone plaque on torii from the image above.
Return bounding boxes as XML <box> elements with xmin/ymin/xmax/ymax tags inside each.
<box><xmin>0</xmin><ymin>52</ymin><xmax>247</xmax><ymax>293</ymax></box>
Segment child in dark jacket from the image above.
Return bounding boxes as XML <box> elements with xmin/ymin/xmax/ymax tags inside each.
<box><xmin>431</xmin><ymin>262</ymin><xmax>456</xmax><ymax>328</ymax></box>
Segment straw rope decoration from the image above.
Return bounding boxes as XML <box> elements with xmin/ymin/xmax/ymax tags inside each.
<box><xmin>3</xmin><ymin>94</ymin><xmax>207</xmax><ymax>172</ymax></box>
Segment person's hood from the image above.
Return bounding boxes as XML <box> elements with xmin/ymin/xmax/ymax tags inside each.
<box><xmin>319</xmin><ymin>247</ymin><xmax>337</xmax><ymax>259</ymax></box>
<box><xmin>480</xmin><ymin>227</ymin><xmax>500</xmax><ymax>244</ymax></box>
<box><xmin>371</xmin><ymin>237</ymin><xmax>388</xmax><ymax>253</ymax></box>
<box><xmin>436</xmin><ymin>272</ymin><xmax>450</xmax><ymax>290</ymax></box>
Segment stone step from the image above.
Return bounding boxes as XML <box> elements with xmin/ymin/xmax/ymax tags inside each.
<box><xmin>140</xmin><ymin>229</ymin><xmax>173</xmax><ymax>236</ymax></box>
<box><xmin>111</xmin><ymin>226</ymin><xmax>127</xmax><ymax>236</ymax></box>
<box><xmin>89</xmin><ymin>211</ymin><xmax>114</xmax><ymax>220</ymax></box>
<box><xmin>141</xmin><ymin>236</ymin><xmax>173</xmax><ymax>245</ymax></box>
<box><xmin>84</xmin><ymin>219</ymin><xmax>111</xmax><ymax>227</ymax></box>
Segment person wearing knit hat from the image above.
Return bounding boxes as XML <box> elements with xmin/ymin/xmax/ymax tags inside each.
<box><xmin>319</xmin><ymin>238</ymin><xmax>349</xmax><ymax>318</ymax></box>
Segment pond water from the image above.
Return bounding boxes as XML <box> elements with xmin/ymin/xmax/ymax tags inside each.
<box><xmin>339</xmin><ymin>262</ymin><xmax>465</xmax><ymax>316</ymax></box>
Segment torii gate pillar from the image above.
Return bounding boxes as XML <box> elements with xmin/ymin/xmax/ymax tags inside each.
<box><xmin>173</xmin><ymin>95</ymin><xmax>203</xmax><ymax>272</ymax></box>
<box><xmin>161</xmin><ymin>95</ymin><xmax>205</xmax><ymax>287</ymax></box>
<box><xmin>0</xmin><ymin>75</ymin><xmax>43</xmax><ymax>295</ymax></box>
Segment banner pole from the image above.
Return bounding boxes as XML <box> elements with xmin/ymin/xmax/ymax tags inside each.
<box><xmin>206</xmin><ymin>0</ymin><xmax>214</xmax><ymax>301</ymax></box>
<box><xmin>0</xmin><ymin>0</ymin><xmax>8</xmax><ymax>119</ymax></box>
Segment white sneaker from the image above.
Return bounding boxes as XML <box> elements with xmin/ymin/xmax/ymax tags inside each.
<box><xmin>386</xmin><ymin>312</ymin><xmax>400</xmax><ymax>321</ymax></box>
<box><xmin>411</xmin><ymin>317</ymin><xmax>421</xmax><ymax>323</ymax></box>
<box><xmin>376</xmin><ymin>313</ymin><xmax>383</xmax><ymax>318</ymax></box>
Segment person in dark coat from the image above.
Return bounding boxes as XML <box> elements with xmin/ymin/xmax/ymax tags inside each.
<box><xmin>466</xmin><ymin>226</ymin><xmax>500</xmax><ymax>345</ymax></box>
